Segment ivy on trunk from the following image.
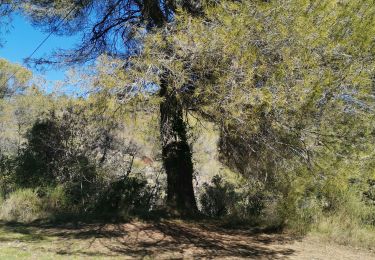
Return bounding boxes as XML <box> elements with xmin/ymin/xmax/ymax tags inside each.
<box><xmin>160</xmin><ymin>77</ymin><xmax>198</xmax><ymax>216</ymax></box>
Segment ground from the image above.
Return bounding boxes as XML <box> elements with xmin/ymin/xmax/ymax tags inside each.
<box><xmin>0</xmin><ymin>220</ymin><xmax>373</xmax><ymax>259</ymax></box>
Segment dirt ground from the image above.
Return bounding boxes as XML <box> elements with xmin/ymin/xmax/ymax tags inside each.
<box><xmin>0</xmin><ymin>220</ymin><xmax>374</xmax><ymax>259</ymax></box>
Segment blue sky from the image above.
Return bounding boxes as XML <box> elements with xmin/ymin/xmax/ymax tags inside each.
<box><xmin>0</xmin><ymin>14</ymin><xmax>80</xmax><ymax>90</ymax></box>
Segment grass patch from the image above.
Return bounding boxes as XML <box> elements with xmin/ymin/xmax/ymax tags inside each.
<box><xmin>312</xmin><ymin>215</ymin><xmax>375</xmax><ymax>250</ymax></box>
<box><xmin>0</xmin><ymin>189</ymin><xmax>43</xmax><ymax>223</ymax></box>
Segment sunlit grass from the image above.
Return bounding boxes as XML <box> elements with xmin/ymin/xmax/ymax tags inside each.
<box><xmin>0</xmin><ymin>222</ymin><xmax>120</xmax><ymax>259</ymax></box>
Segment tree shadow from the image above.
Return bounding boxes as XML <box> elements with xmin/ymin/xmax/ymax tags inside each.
<box><xmin>0</xmin><ymin>221</ymin><xmax>47</xmax><ymax>242</ymax></box>
<box><xmin>99</xmin><ymin>221</ymin><xmax>296</xmax><ymax>259</ymax></box>
<box><xmin>0</xmin><ymin>220</ymin><xmax>297</xmax><ymax>259</ymax></box>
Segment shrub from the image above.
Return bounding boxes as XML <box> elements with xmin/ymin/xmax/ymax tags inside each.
<box><xmin>0</xmin><ymin>154</ymin><xmax>16</xmax><ymax>197</ymax></box>
<box><xmin>199</xmin><ymin>175</ymin><xmax>270</xmax><ymax>220</ymax></box>
<box><xmin>312</xmin><ymin>191</ymin><xmax>375</xmax><ymax>249</ymax></box>
<box><xmin>0</xmin><ymin>189</ymin><xmax>43</xmax><ymax>223</ymax></box>
<box><xmin>95</xmin><ymin>175</ymin><xmax>154</xmax><ymax>217</ymax></box>
<box><xmin>233</xmin><ymin>179</ymin><xmax>269</xmax><ymax>220</ymax></box>
<box><xmin>199</xmin><ymin>175</ymin><xmax>237</xmax><ymax>218</ymax></box>
<box><xmin>42</xmin><ymin>185</ymin><xmax>70</xmax><ymax>215</ymax></box>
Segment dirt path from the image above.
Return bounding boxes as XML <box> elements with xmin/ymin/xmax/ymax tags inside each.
<box><xmin>0</xmin><ymin>220</ymin><xmax>373</xmax><ymax>259</ymax></box>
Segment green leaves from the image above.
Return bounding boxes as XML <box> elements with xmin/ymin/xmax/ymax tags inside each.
<box><xmin>126</xmin><ymin>0</ymin><xmax>375</xmax><ymax>179</ymax></box>
<box><xmin>0</xmin><ymin>59</ymin><xmax>32</xmax><ymax>98</ymax></box>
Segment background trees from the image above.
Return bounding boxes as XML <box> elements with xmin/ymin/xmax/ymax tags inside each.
<box><xmin>0</xmin><ymin>59</ymin><xmax>32</xmax><ymax>99</ymax></box>
<box><xmin>13</xmin><ymin>0</ymin><xmax>211</xmax><ymax>215</ymax></box>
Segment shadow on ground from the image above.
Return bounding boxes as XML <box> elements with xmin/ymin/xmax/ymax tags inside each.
<box><xmin>0</xmin><ymin>220</ymin><xmax>297</xmax><ymax>259</ymax></box>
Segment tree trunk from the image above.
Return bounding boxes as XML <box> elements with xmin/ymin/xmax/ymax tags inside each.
<box><xmin>159</xmin><ymin>79</ymin><xmax>198</xmax><ymax>216</ymax></box>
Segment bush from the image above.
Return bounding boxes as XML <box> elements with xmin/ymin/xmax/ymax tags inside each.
<box><xmin>0</xmin><ymin>189</ymin><xmax>43</xmax><ymax>223</ymax></box>
<box><xmin>312</xmin><ymin>191</ymin><xmax>375</xmax><ymax>249</ymax></box>
<box><xmin>0</xmin><ymin>154</ymin><xmax>16</xmax><ymax>197</ymax></box>
<box><xmin>199</xmin><ymin>175</ymin><xmax>270</xmax><ymax>220</ymax></box>
<box><xmin>199</xmin><ymin>175</ymin><xmax>238</xmax><ymax>218</ymax></box>
<box><xmin>95</xmin><ymin>175</ymin><xmax>154</xmax><ymax>217</ymax></box>
<box><xmin>233</xmin><ymin>179</ymin><xmax>269</xmax><ymax>220</ymax></box>
<box><xmin>41</xmin><ymin>185</ymin><xmax>70</xmax><ymax>216</ymax></box>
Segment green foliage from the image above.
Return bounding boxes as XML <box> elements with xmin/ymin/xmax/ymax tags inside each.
<box><xmin>15</xmin><ymin>117</ymin><xmax>65</xmax><ymax>187</ymax></box>
<box><xmin>117</xmin><ymin>0</ymin><xmax>374</xmax><ymax>182</ymax></box>
<box><xmin>267</xmin><ymin>161</ymin><xmax>375</xmax><ymax>234</ymax></box>
<box><xmin>95</xmin><ymin>175</ymin><xmax>154</xmax><ymax>217</ymax></box>
<box><xmin>111</xmin><ymin>0</ymin><xmax>375</xmax><ymax>239</ymax></box>
<box><xmin>41</xmin><ymin>185</ymin><xmax>69</xmax><ymax>216</ymax></box>
<box><xmin>312</xmin><ymin>188</ymin><xmax>375</xmax><ymax>248</ymax></box>
<box><xmin>0</xmin><ymin>59</ymin><xmax>32</xmax><ymax>98</ymax></box>
<box><xmin>199</xmin><ymin>175</ymin><xmax>237</xmax><ymax>218</ymax></box>
<box><xmin>199</xmin><ymin>175</ymin><xmax>268</xmax><ymax>220</ymax></box>
<box><xmin>0</xmin><ymin>189</ymin><xmax>43</xmax><ymax>223</ymax></box>
<box><xmin>0</xmin><ymin>2</ymin><xmax>14</xmax><ymax>47</ymax></box>
<box><xmin>1</xmin><ymin>1</ymin><xmax>375</xmax><ymax>250</ymax></box>
<box><xmin>0</xmin><ymin>154</ymin><xmax>16</xmax><ymax>196</ymax></box>
<box><xmin>0</xmin><ymin>86</ymin><xmax>64</xmax><ymax>156</ymax></box>
<box><xmin>364</xmin><ymin>179</ymin><xmax>375</xmax><ymax>208</ymax></box>
<box><xmin>0</xmin><ymin>86</ymin><xmax>162</xmax><ymax>219</ymax></box>
<box><xmin>12</xmin><ymin>109</ymin><xmax>117</xmax><ymax>213</ymax></box>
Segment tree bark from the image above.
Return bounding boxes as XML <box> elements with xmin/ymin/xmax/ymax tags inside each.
<box><xmin>159</xmin><ymin>78</ymin><xmax>198</xmax><ymax>216</ymax></box>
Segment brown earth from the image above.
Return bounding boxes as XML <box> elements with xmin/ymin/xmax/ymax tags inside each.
<box><xmin>0</xmin><ymin>220</ymin><xmax>374</xmax><ymax>259</ymax></box>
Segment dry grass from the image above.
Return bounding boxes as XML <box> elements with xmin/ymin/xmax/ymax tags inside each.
<box><xmin>312</xmin><ymin>215</ymin><xmax>375</xmax><ymax>250</ymax></box>
<box><xmin>0</xmin><ymin>189</ymin><xmax>43</xmax><ymax>223</ymax></box>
